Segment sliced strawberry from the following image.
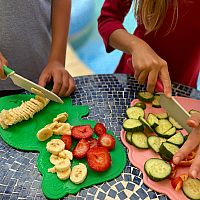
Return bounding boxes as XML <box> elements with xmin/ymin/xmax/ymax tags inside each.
<box><xmin>87</xmin><ymin>146</ymin><xmax>111</xmax><ymax>172</ymax></box>
<box><xmin>87</xmin><ymin>138</ymin><xmax>98</xmax><ymax>149</ymax></box>
<box><xmin>61</xmin><ymin>135</ymin><xmax>72</xmax><ymax>150</ymax></box>
<box><xmin>71</xmin><ymin>125</ymin><xmax>93</xmax><ymax>140</ymax></box>
<box><xmin>94</xmin><ymin>123</ymin><xmax>107</xmax><ymax>136</ymax></box>
<box><xmin>97</xmin><ymin>134</ymin><xmax>116</xmax><ymax>150</ymax></box>
<box><xmin>72</xmin><ymin>139</ymin><xmax>90</xmax><ymax>159</ymax></box>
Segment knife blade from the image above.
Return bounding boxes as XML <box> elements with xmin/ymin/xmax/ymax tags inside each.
<box><xmin>3</xmin><ymin>66</ymin><xmax>63</xmax><ymax>104</ymax></box>
<box><xmin>159</xmin><ymin>93</ymin><xmax>192</xmax><ymax>133</ymax></box>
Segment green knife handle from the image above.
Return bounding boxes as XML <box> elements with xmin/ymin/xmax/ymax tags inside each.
<box><xmin>3</xmin><ymin>65</ymin><xmax>14</xmax><ymax>76</ymax></box>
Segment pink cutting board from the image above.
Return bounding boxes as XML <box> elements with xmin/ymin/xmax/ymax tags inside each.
<box><xmin>121</xmin><ymin>96</ymin><xmax>200</xmax><ymax>200</ymax></box>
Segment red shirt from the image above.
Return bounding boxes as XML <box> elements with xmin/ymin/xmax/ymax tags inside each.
<box><xmin>98</xmin><ymin>0</ymin><xmax>200</xmax><ymax>88</ymax></box>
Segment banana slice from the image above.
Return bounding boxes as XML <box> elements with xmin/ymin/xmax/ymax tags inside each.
<box><xmin>46</xmin><ymin>139</ymin><xmax>65</xmax><ymax>155</ymax></box>
<box><xmin>50</xmin><ymin>154</ymin><xmax>65</xmax><ymax>165</ymax></box>
<box><xmin>58</xmin><ymin>150</ymin><xmax>73</xmax><ymax>160</ymax></box>
<box><xmin>37</xmin><ymin>127</ymin><xmax>53</xmax><ymax>141</ymax></box>
<box><xmin>48</xmin><ymin>166</ymin><xmax>56</xmax><ymax>173</ymax></box>
<box><xmin>53</xmin><ymin>123</ymin><xmax>71</xmax><ymax>135</ymax></box>
<box><xmin>70</xmin><ymin>163</ymin><xmax>87</xmax><ymax>184</ymax></box>
<box><xmin>54</xmin><ymin>158</ymin><xmax>71</xmax><ymax>172</ymax></box>
<box><xmin>45</xmin><ymin>121</ymin><xmax>58</xmax><ymax>130</ymax></box>
<box><xmin>57</xmin><ymin>168</ymin><xmax>71</xmax><ymax>180</ymax></box>
<box><xmin>53</xmin><ymin>112</ymin><xmax>68</xmax><ymax>123</ymax></box>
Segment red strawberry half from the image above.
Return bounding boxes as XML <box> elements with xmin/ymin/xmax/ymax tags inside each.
<box><xmin>87</xmin><ymin>146</ymin><xmax>111</xmax><ymax>172</ymax></box>
<box><xmin>61</xmin><ymin>135</ymin><xmax>72</xmax><ymax>150</ymax></box>
<box><xmin>97</xmin><ymin>134</ymin><xmax>116</xmax><ymax>150</ymax></box>
<box><xmin>87</xmin><ymin>138</ymin><xmax>98</xmax><ymax>149</ymax></box>
<box><xmin>71</xmin><ymin>125</ymin><xmax>93</xmax><ymax>140</ymax></box>
<box><xmin>94</xmin><ymin>123</ymin><xmax>107</xmax><ymax>136</ymax></box>
<box><xmin>72</xmin><ymin>139</ymin><xmax>90</xmax><ymax>159</ymax></box>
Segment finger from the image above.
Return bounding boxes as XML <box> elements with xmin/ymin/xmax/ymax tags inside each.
<box><xmin>138</xmin><ymin>70</ymin><xmax>149</xmax><ymax>84</ymax></box>
<box><xmin>160</xmin><ymin>67</ymin><xmax>172</xmax><ymax>97</ymax></box>
<box><xmin>38</xmin><ymin>73</ymin><xmax>51</xmax><ymax>88</ymax></box>
<box><xmin>187</xmin><ymin>114</ymin><xmax>200</xmax><ymax>128</ymax></box>
<box><xmin>64</xmin><ymin>77</ymin><xmax>76</xmax><ymax>97</ymax></box>
<box><xmin>0</xmin><ymin>53</ymin><xmax>8</xmax><ymax>66</ymax></box>
<box><xmin>58</xmin><ymin>75</ymin><xmax>69</xmax><ymax>97</ymax></box>
<box><xmin>0</xmin><ymin>61</ymin><xmax>6</xmax><ymax>79</ymax></box>
<box><xmin>52</xmin><ymin>73</ymin><xmax>62</xmax><ymax>95</ymax></box>
<box><xmin>146</xmin><ymin>70</ymin><xmax>158</xmax><ymax>93</ymax></box>
<box><xmin>189</xmin><ymin>146</ymin><xmax>200</xmax><ymax>178</ymax></box>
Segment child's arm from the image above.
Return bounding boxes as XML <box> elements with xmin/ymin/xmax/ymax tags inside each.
<box><xmin>0</xmin><ymin>52</ymin><xmax>8</xmax><ymax>79</ymax></box>
<box><xmin>38</xmin><ymin>0</ymin><xmax>76</xmax><ymax>97</ymax></box>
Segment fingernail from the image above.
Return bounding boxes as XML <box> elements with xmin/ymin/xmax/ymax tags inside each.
<box><xmin>173</xmin><ymin>156</ymin><xmax>180</xmax><ymax>164</ymax></box>
<box><xmin>191</xmin><ymin>170</ymin><xmax>197</xmax><ymax>178</ymax></box>
<box><xmin>167</xmin><ymin>93</ymin><xmax>172</xmax><ymax>98</ymax></box>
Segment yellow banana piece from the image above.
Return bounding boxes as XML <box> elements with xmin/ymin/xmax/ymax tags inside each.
<box><xmin>46</xmin><ymin>139</ymin><xmax>65</xmax><ymax>155</ymax></box>
<box><xmin>70</xmin><ymin>163</ymin><xmax>87</xmax><ymax>184</ymax></box>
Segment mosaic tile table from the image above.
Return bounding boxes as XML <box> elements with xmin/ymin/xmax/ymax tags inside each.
<box><xmin>0</xmin><ymin>74</ymin><xmax>198</xmax><ymax>200</ymax></box>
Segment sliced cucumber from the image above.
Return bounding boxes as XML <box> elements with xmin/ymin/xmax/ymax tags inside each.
<box><xmin>125</xmin><ymin>132</ymin><xmax>132</xmax><ymax>144</ymax></box>
<box><xmin>147</xmin><ymin>113</ymin><xmax>159</xmax><ymax>128</ymax></box>
<box><xmin>152</xmin><ymin>95</ymin><xmax>161</xmax><ymax>108</ymax></box>
<box><xmin>133</xmin><ymin>101</ymin><xmax>146</xmax><ymax>110</ymax></box>
<box><xmin>159</xmin><ymin>127</ymin><xmax>176</xmax><ymax>139</ymax></box>
<box><xmin>159</xmin><ymin>142</ymin><xmax>180</xmax><ymax>161</ymax></box>
<box><xmin>126</xmin><ymin>106</ymin><xmax>144</xmax><ymax>119</ymax></box>
<box><xmin>138</xmin><ymin>91</ymin><xmax>154</xmax><ymax>102</ymax></box>
<box><xmin>182</xmin><ymin>177</ymin><xmax>200</xmax><ymax>200</ymax></box>
<box><xmin>156</xmin><ymin>112</ymin><xmax>168</xmax><ymax>119</ymax></box>
<box><xmin>139</xmin><ymin>117</ymin><xmax>154</xmax><ymax>132</ymax></box>
<box><xmin>167</xmin><ymin>131</ymin><xmax>184</xmax><ymax>146</ymax></box>
<box><xmin>148</xmin><ymin>136</ymin><xmax>166</xmax><ymax>153</ymax></box>
<box><xmin>131</xmin><ymin>132</ymin><xmax>149</xmax><ymax>149</ymax></box>
<box><xmin>144</xmin><ymin>158</ymin><xmax>172</xmax><ymax>181</ymax></box>
<box><xmin>189</xmin><ymin>109</ymin><xmax>200</xmax><ymax>115</ymax></box>
<box><xmin>123</xmin><ymin>119</ymin><xmax>144</xmax><ymax>132</ymax></box>
<box><xmin>169</xmin><ymin>116</ymin><xmax>183</xmax><ymax>130</ymax></box>
<box><xmin>155</xmin><ymin>119</ymin><xmax>173</xmax><ymax>137</ymax></box>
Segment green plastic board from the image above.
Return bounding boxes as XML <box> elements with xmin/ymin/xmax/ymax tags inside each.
<box><xmin>0</xmin><ymin>94</ymin><xmax>126</xmax><ymax>199</ymax></box>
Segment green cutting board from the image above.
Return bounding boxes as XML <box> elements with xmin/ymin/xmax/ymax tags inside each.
<box><xmin>0</xmin><ymin>94</ymin><xmax>126</xmax><ymax>200</ymax></box>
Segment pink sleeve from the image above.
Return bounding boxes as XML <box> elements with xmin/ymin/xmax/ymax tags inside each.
<box><xmin>98</xmin><ymin>0</ymin><xmax>132</xmax><ymax>52</ymax></box>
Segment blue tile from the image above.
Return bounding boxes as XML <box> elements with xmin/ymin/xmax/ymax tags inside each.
<box><xmin>126</xmin><ymin>182</ymin><xmax>135</xmax><ymax>191</ymax></box>
<box><xmin>130</xmin><ymin>193</ymin><xmax>140</xmax><ymax>200</ymax></box>
<box><xmin>133</xmin><ymin>176</ymin><xmax>141</xmax><ymax>185</ymax></box>
<box><xmin>108</xmin><ymin>189</ymin><xmax>117</xmax><ymax>198</ymax></box>
<box><xmin>97</xmin><ymin>191</ymin><xmax>106</xmax><ymax>200</ymax></box>
<box><xmin>118</xmin><ymin>191</ymin><xmax>127</xmax><ymax>199</ymax></box>
<box><xmin>115</xmin><ymin>182</ymin><xmax>124</xmax><ymax>192</ymax></box>
<box><xmin>136</xmin><ymin>188</ymin><xmax>148</xmax><ymax>199</ymax></box>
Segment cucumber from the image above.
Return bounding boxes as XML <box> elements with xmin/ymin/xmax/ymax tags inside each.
<box><xmin>156</xmin><ymin>112</ymin><xmax>168</xmax><ymax>119</ymax></box>
<box><xmin>189</xmin><ymin>109</ymin><xmax>200</xmax><ymax>115</ymax></box>
<box><xmin>155</xmin><ymin>119</ymin><xmax>173</xmax><ymax>137</ymax></box>
<box><xmin>138</xmin><ymin>91</ymin><xmax>154</xmax><ymax>102</ymax></box>
<box><xmin>133</xmin><ymin>101</ymin><xmax>146</xmax><ymax>110</ymax></box>
<box><xmin>147</xmin><ymin>113</ymin><xmax>159</xmax><ymax>128</ymax></box>
<box><xmin>131</xmin><ymin>132</ymin><xmax>149</xmax><ymax>149</ymax></box>
<box><xmin>159</xmin><ymin>142</ymin><xmax>180</xmax><ymax>161</ymax></box>
<box><xmin>139</xmin><ymin>117</ymin><xmax>154</xmax><ymax>132</ymax></box>
<box><xmin>167</xmin><ymin>131</ymin><xmax>184</xmax><ymax>146</ymax></box>
<box><xmin>125</xmin><ymin>132</ymin><xmax>132</xmax><ymax>144</ymax></box>
<box><xmin>126</xmin><ymin>106</ymin><xmax>144</xmax><ymax>119</ymax></box>
<box><xmin>144</xmin><ymin>158</ymin><xmax>172</xmax><ymax>181</ymax></box>
<box><xmin>123</xmin><ymin>119</ymin><xmax>144</xmax><ymax>132</ymax></box>
<box><xmin>158</xmin><ymin>127</ymin><xmax>176</xmax><ymax>139</ymax></box>
<box><xmin>152</xmin><ymin>95</ymin><xmax>161</xmax><ymax>108</ymax></box>
<box><xmin>182</xmin><ymin>177</ymin><xmax>200</xmax><ymax>200</ymax></box>
<box><xmin>169</xmin><ymin>116</ymin><xmax>183</xmax><ymax>130</ymax></box>
<box><xmin>148</xmin><ymin>136</ymin><xmax>166</xmax><ymax>153</ymax></box>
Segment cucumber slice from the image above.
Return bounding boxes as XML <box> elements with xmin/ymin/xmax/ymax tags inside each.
<box><xmin>159</xmin><ymin>142</ymin><xmax>180</xmax><ymax>161</ymax></box>
<box><xmin>156</xmin><ymin>113</ymin><xmax>168</xmax><ymax>119</ymax></box>
<box><xmin>144</xmin><ymin>158</ymin><xmax>172</xmax><ymax>181</ymax></box>
<box><xmin>167</xmin><ymin>131</ymin><xmax>184</xmax><ymax>146</ymax></box>
<box><xmin>148</xmin><ymin>136</ymin><xmax>166</xmax><ymax>153</ymax></box>
<box><xmin>189</xmin><ymin>109</ymin><xmax>200</xmax><ymax>115</ymax></box>
<box><xmin>182</xmin><ymin>177</ymin><xmax>200</xmax><ymax>200</ymax></box>
<box><xmin>126</xmin><ymin>106</ymin><xmax>144</xmax><ymax>119</ymax></box>
<box><xmin>159</xmin><ymin>127</ymin><xmax>176</xmax><ymax>139</ymax></box>
<box><xmin>131</xmin><ymin>132</ymin><xmax>149</xmax><ymax>149</ymax></box>
<box><xmin>155</xmin><ymin>119</ymin><xmax>173</xmax><ymax>137</ymax></box>
<box><xmin>125</xmin><ymin>132</ymin><xmax>132</xmax><ymax>144</ymax></box>
<box><xmin>133</xmin><ymin>101</ymin><xmax>146</xmax><ymax>110</ymax></box>
<box><xmin>123</xmin><ymin>119</ymin><xmax>144</xmax><ymax>132</ymax></box>
<box><xmin>139</xmin><ymin>117</ymin><xmax>154</xmax><ymax>132</ymax></box>
<box><xmin>147</xmin><ymin>113</ymin><xmax>159</xmax><ymax>128</ymax></box>
<box><xmin>152</xmin><ymin>95</ymin><xmax>161</xmax><ymax>108</ymax></box>
<box><xmin>169</xmin><ymin>116</ymin><xmax>183</xmax><ymax>130</ymax></box>
<box><xmin>138</xmin><ymin>91</ymin><xmax>154</xmax><ymax>102</ymax></box>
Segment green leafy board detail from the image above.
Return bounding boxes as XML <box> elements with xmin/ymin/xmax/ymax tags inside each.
<box><xmin>0</xmin><ymin>94</ymin><xmax>126</xmax><ymax>199</ymax></box>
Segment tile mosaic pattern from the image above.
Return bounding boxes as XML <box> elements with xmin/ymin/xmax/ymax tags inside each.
<box><xmin>0</xmin><ymin>74</ymin><xmax>195</xmax><ymax>200</ymax></box>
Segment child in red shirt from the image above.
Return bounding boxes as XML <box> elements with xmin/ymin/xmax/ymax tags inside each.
<box><xmin>98</xmin><ymin>0</ymin><xmax>200</xmax><ymax>178</ymax></box>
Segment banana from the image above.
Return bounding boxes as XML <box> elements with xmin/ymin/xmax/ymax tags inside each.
<box><xmin>58</xmin><ymin>150</ymin><xmax>73</xmax><ymax>160</ymax></box>
<box><xmin>53</xmin><ymin>112</ymin><xmax>68</xmax><ymax>123</ymax></box>
<box><xmin>37</xmin><ymin>127</ymin><xmax>53</xmax><ymax>141</ymax></box>
<box><xmin>45</xmin><ymin>121</ymin><xmax>58</xmax><ymax>130</ymax></box>
<box><xmin>57</xmin><ymin>168</ymin><xmax>71</xmax><ymax>180</ymax></box>
<box><xmin>50</xmin><ymin>154</ymin><xmax>65</xmax><ymax>165</ymax></box>
<box><xmin>70</xmin><ymin>163</ymin><xmax>87</xmax><ymax>184</ymax></box>
<box><xmin>46</xmin><ymin>139</ymin><xmax>65</xmax><ymax>155</ymax></box>
<box><xmin>53</xmin><ymin>123</ymin><xmax>71</xmax><ymax>135</ymax></box>
<box><xmin>48</xmin><ymin>166</ymin><xmax>56</xmax><ymax>173</ymax></box>
<box><xmin>54</xmin><ymin>158</ymin><xmax>71</xmax><ymax>172</ymax></box>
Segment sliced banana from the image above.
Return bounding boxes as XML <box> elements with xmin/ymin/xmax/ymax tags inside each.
<box><xmin>53</xmin><ymin>123</ymin><xmax>71</xmax><ymax>135</ymax></box>
<box><xmin>70</xmin><ymin>163</ymin><xmax>87</xmax><ymax>184</ymax></box>
<box><xmin>46</xmin><ymin>139</ymin><xmax>65</xmax><ymax>155</ymax></box>
<box><xmin>48</xmin><ymin>166</ymin><xmax>56</xmax><ymax>173</ymax></box>
<box><xmin>58</xmin><ymin>150</ymin><xmax>73</xmax><ymax>160</ymax></box>
<box><xmin>50</xmin><ymin>154</ymin><xmax>65</xmax><ymax>165</ymax></box>
<box><xmin>53</xmin><ymin>112</ymin><xmax>68</xmax><ymax>123</ymax></box>
<box><xmin>45</xmin><ymin>121</ymin><xmax>58</xmax><ymax>130</ymax></box>
<box><xmin>55</xmin><ymin>158</ymin><xmax>71</xmax><ymax>172</ymax></box>
<box><xmin>37</xmin><ymin>127</ymin><xmax>53</xmax><ymax>141</ymax></box>
<box><xmin>57</xmin><ymin>168</ymin><xmax>71</xmax><ymax>180</ymax></box>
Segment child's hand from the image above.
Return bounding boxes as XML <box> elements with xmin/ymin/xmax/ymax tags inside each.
<box><xmin>38</xmin><ymin>61</ymin><xmax>76</xmax><ymax>97</ymax></box>
<box><xmin>131</xmin><ymin>38</ymin><xmax>172</xmax><ymax>97</ymax></box>
<box><xmin>173</xmin><ymin>113</ymin><xmax>200</xmax><ymax>178</ymax></box>
<box><xmin>0</xmin><ymin>52</ymin><xmax>8</xmax><ymax>79</ymax></box>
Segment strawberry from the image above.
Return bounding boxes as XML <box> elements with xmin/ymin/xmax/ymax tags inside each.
<box><xmin>72</xmin><ymin>139</ymin><xmax>90</xmax><ymax>159</ymax></box>
<box><xmin>94</xmin><ymin>123</ymin><xmax>107</xmax><ymax>136</ymax></box>
<box><xmin>87</xmin><ymin>138</ymin><xmax>98</xmax><ymax>149</ymax></box>
<box><xmin>87</xmin><ymin>146</ymin><xmax>111</xmax><ymax>172</ymax></box>
<box><xmin>71</xmin><ymin>125</ymin><xmax>93</xmax><ymax>140</ymax></box>
<box><xmin>97</xmin><ymin>134</ymin><xmax>116</xmax><ymax>150</ymax></box>
<box><xmin>61</xmin><ymin>135</ymin><xmax>72</xmax><ymax>150</ymax></box>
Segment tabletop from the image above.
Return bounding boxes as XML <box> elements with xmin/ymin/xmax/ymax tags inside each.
<box><xmin>0</xmin><ymin>74</ymin><xmax>198</xmax><ymax>200</ymax></box>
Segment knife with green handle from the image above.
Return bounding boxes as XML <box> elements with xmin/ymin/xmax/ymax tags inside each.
<box><xmin>2</xmin><ymin>65</ymin><xmax>64</xmax><ymax>104</ymax></box>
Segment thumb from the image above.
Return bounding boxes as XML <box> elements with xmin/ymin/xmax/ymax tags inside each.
<box><xmin>187</xmin><ymin>113</ymin><xmax>200</xmax><ymax>128</ymax></box>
